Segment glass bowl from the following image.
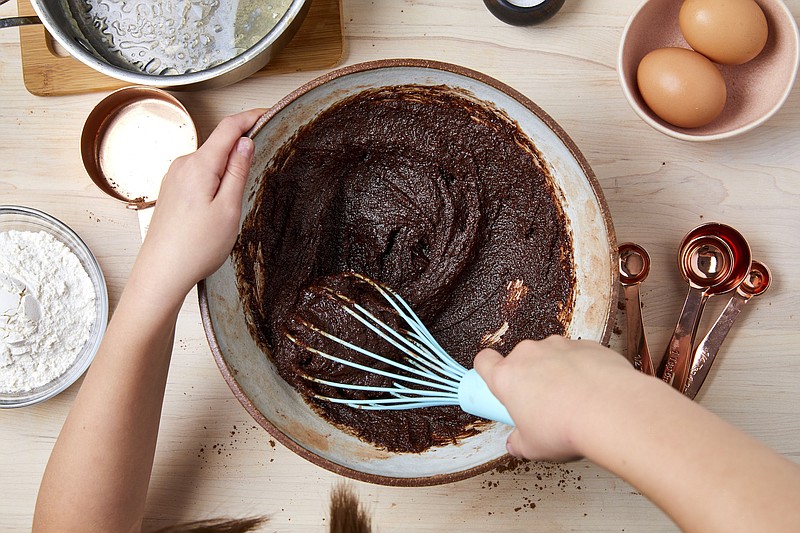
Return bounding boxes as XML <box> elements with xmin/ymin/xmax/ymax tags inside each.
<box><xmin>0</xmin><ymin>206</ymin><xmax>108</xmax><ymax>408</ymax></box>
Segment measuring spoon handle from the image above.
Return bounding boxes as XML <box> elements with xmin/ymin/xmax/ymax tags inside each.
<box><xmin>622</xmin><ymin>283</ymin><xmax>654</xmax><ymax>375</ymax></box>
<box><xmin>657</xmin><ymin>286</ymin><xmax>709</xmax><ymax>391</ymax></box>
<box><xmin>683</xmin><ymin>293</ymin><xmax>749</xmax><ymax>400</ymax></box>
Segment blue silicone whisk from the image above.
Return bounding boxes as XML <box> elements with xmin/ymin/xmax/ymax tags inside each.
<box><xmin>284</xmin><ymin>272</ymin><xmax>514</xmax><ymax>426</ymax></box>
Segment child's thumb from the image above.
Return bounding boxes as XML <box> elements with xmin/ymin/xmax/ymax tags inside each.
<box><xmin>217</xmin><ymin>137</ymin><xmax>255</xmax><ymax>204</ymax></box>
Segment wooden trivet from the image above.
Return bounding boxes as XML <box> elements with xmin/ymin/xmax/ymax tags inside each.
<box><xmin>16</xmin><ymin>0</ymin><xmax>343</xmax><ymax>96</ymax></box>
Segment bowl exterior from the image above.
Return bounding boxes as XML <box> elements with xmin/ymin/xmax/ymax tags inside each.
<box><xmin>201</xmin><ymin>59</ymin><xmax>617</xmax><ymax>485</ymax></box>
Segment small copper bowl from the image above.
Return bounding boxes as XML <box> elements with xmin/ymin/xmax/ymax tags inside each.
<box><xmin>81</xmin><ymin>86</ymin><xmax>198</xmax><ymax>209</ymax></box>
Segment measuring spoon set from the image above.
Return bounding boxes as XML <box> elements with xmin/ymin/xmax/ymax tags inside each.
<box><xmin>618</xmin><ymin>222</ymin><xmax>771</xmax><ymax>399</ymax></box>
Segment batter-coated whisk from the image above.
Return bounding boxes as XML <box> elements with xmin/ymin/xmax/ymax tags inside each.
<box><xmin>284</xmin><ymin>273</ymin><xmax>514</xmax><ymax>426</ymax></box>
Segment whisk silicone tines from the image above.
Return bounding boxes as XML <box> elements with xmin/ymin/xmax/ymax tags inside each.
<box><xmin>284</xmin><ymin>273</ymin><xmax>515</xmax><ymax>426</ymax></box>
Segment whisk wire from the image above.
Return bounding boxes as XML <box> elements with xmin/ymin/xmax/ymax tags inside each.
<box><xmin>359</xmin><ymin>275</ymin><xmax>467</xmax><ymax>377</ymax></box>
<box><xmin>287</xmin><ymin>329</ymin><xmax>458</xmax><ymax>393</ymax></box>
<box><xmin>358</xmin><ymin>276</ymin><xmax>467</xmax><ymax>377</ymax></box>
<box><xmin>326</xmin><ymin>291</ymin><xmax>464</xmax><ymax>384</ymax></box>
<box><xmin>316</xmin><ymin>396</ymin><xmax>457</xmax><ymax>410</ymax></box>
<box><xmin>392</xmin><ymin>334</ymin><xmax>465</xmax><ymax>382</ymax></box>
<box><xmin>303</xmin><ymin>375</ymin><xmax>458</xmax><ymax>399</ymax></box>
<box><xmin>402</xmin><ymin>331</ymin><xmax>465</xmax><ymax>380</ymax></box>
<box><xmin>344</xmin><ymin>302</ymin><xmax>447</xmax><ymax>375</ymax></box>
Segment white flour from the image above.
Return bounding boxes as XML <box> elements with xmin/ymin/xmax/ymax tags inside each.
<box><xmin>0</xmin><ymin>230</ymin><xmax>97</xmax><ymax>393</ymax></box>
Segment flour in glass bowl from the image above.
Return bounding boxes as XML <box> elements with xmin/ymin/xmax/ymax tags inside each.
<box><xmin>0</xmin><ymin>230</ymin><xmax>96</xmax><ymax>393</ymax></box>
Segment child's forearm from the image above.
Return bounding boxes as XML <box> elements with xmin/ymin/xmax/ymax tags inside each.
<box><xmin>576</xmin><ymin>372</ymin><xmax>800</xmax><ymax>533</ymax></box>
<box><xmin>33</xmin><ymin>264</ymin><xmax>184</xmax><ymax>533</ymax></box>
<box><xmin>32</xmin><ymin>109</ymin><xmax>261</xmax><ymax>533</ymax></box>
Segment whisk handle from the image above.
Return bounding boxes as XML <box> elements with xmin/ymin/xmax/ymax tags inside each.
<box><xmin>458</xmin><ymin>369</ymin><xmax>515</xmax><ymax>426</ymax></box>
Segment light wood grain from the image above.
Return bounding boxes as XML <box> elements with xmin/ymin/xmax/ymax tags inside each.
<box><xmin>1</xmin><ymin>1</ymin><xmax>799</xmax><ymax>531</ymax></box>
<box><xmin>16</xmin><ymin>0</ymin><xmax>343</xmax><ymax>96</ymax></box>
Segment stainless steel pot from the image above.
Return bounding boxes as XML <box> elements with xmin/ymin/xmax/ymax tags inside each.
<box><xmin>0</xmin><ymin>0</ymin><xmax>309</xmax><ymax>90</ymax></box>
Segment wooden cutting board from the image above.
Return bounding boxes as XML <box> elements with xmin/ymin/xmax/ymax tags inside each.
<box><xmin>16</xmin><ymin>0</ymin><xmax>344</xmax><ymax>96</ymax></box>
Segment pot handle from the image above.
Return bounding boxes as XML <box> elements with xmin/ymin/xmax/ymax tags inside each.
<box><xmin>0</xmin><ymin>0</ymin><xmax>41</xmax><ymax>29</ymax></box>
<box><xmin>0</xmin><ymin>16</ymin><xmax>40</xmax><ymax>28</ymax></box>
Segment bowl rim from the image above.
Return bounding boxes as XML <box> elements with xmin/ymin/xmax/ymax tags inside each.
<box><xmin>0</xmin><ymin>205</ymin><xmax>109</xmax><ymax>408</ymax></box>
<box><xmin>617</xmin><ymin>0</ymin><xmax>800</xmax><ymax>142</ymax></box>
<box><xmin>200</xmin><ymin>58</ymin><xmax>618</xmax><ymax>486</ymax></box>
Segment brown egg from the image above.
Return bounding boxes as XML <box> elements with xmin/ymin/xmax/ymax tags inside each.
<box><xmin>680</xmin><ymin>0</ymin><xmax>769</xmax><ymax>65</ymax></box>
<box><xmin>636</xmin><ymin>47</ymin><xmax>727</xmax><ymax>129</ymax></box>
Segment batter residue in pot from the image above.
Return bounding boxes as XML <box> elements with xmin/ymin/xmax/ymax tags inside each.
<box><xmin>234</xmin><ymin>85</ymin><xmax>575</xmax><ymax>453</ymax></box>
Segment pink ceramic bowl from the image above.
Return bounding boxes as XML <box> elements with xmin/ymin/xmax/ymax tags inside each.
<box><xmin>618</xmin><ymin>0</ymin><xmax>799</xmax><ymax>141</ymax></box>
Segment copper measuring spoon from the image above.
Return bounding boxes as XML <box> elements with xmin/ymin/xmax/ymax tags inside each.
<box><xmin>683</xmin><ymin>260</ymin><xmax>771</xmax><ymax>400</ymax></box>
<box><xmin>619</xmin><ymin>243</ymin><xmax>654</xmax><ymax>375</ymax></box>
<box><xmin>657</xmin><ymin>223</ymin><xmax>751</xmax><ymax>393</ymax></box>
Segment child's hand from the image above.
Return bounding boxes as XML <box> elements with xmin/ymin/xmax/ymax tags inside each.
<box><xmin>474</xmin><ymin>336</ymin><xmax>635</xmax><ymax>462</ymax></box>
<box><xmin>134</xmin><ymin>109</ymin><xmax>265</xmax><ymax>303</ymax></box>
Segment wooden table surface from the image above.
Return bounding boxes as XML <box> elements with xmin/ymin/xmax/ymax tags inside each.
<box><xmin>1</xmin><ymin>1</ymin><xmax>799</xmax><ymax>531</ymax></box>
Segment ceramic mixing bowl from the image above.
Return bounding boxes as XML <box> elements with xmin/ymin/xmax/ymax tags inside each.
<box><xmin>200</xmin><ymin>59</ymin><xmax>617</xmax><ymax>486</ymax></box>
<box><xmin>618</xmin><ymin>0</ymin><xmax>799</xmax><ymax>141</ymax></box>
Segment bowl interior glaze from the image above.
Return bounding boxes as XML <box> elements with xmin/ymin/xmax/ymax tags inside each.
<box><xmin>200</xmin><ymin>59</ymin><xmax>617</xmax><ymax>485</ymax></box>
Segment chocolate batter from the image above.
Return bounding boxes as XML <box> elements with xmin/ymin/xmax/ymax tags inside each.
<box><xmin>234</xmin><ymin>85</ymin><xmax>575</xmax><ymax>453</ymax></box>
